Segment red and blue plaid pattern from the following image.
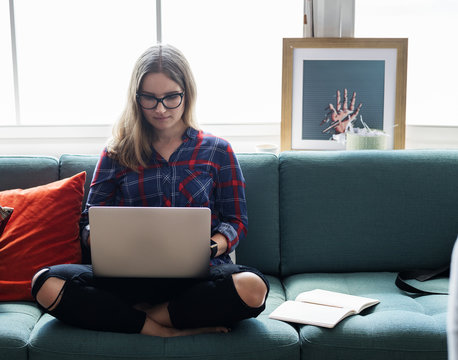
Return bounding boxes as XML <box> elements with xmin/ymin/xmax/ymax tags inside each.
<box><xmin>80</xmin><ymin>128</ymin><xmax>247</xmax><ymax>265</ymax></box>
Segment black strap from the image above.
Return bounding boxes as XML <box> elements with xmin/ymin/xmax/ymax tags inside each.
<box><xmin>396</xmin><ymin>264</ymin><xmax>450</xmax><ymax>295</ymax></box>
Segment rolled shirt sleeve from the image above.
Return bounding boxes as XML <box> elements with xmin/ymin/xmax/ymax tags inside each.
<box><xmin>212</xmin><ymin>142</ymin><xmax>248</xmax><ymax>254</ymax></box>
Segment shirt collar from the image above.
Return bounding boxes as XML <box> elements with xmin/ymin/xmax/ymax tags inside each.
<box><xmin>183</xmin><ymin>127</ymin><xmax>199</xmax><ymax>140</ymax></box>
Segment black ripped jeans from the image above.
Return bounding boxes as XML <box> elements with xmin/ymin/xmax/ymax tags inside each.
<box><xmin>31</xmin><ymin>263</ymin><xmax>269</xmax><ymax>333</ymax></box>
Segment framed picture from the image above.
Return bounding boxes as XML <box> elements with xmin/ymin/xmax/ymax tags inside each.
<box><xmin>280</xmin><ymin>38</ymin><xmax>408</xmax><ymax>151</ymax></box>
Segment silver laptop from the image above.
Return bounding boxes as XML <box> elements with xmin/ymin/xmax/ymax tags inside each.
<box><xmin>88</xmin><ymin>206</ymin><xmax>211</xmax><ymax>278</ymax></box>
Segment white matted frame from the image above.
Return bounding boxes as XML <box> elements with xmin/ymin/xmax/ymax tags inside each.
<box><xmin>281</xmin><ymin>38</ymin><xmax>408</xmax><ymax>151</ymax></box>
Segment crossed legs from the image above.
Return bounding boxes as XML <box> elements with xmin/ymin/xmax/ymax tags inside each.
<box><xmin>136</xmin><ymin>270</ymin><xmax>268</xmax><ymax>336</ymax></box>
<box><xmin>32</xmin><ymin>264</ymin><xmax>268</xmax><ymax>337</ymax></box>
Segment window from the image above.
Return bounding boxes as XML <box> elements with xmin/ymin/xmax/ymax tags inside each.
<box><xmin>162</xmin><ymin>0</ymin><xmax>303</xmax><ymax>125</ymax></box>
<box><xmin>0</xmin><ymin>1</ymin><xmax>15</xmax><ymax>125</ymax></box>
<box><xmin>1</xmin><ymin>0</ymin><xmax>302</xmax><ymax>127</ymax></box>
<box><xmin>3</xmin><ymin>1</ymin><xmax>456</xmax><ymax>129</ymax></box>
<box><xmin>355</xmin><ymin>0</ymin><xmax>458</xmax><ymax>126</ymax></box>
<box><xmin>3</xmin><ymin>0</ymin><xmax>156</xmax><ymax>126</ymax></box>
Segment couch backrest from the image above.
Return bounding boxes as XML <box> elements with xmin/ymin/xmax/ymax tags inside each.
<box><xmin>0</xmin><ymin>156</ymin><xmax>59</xmax><ymax>191</ymax></box>
<box><xmin>58</xmin><ymin>153</ymin><xmax>281</xmax><ymax>276</ymax></box>
<box><xmin>59</xmin><ymin>154</ymin><xmax>99</xmax><ymax>210</ymax></box>
<box><xmin>279</xmin><ymin>150</ymin><xmax>458</xmax><ymax>276</ymax></box>
<box><xmin>236</xmin><ymin>154</ymin><xmax>280</xmax><ymax>275</ymax></box>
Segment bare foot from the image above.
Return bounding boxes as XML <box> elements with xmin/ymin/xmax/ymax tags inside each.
<box><xmin>138</xmin><ymin>302</ymin><xmax>173</xmax><ymax>327</ymax></box>
<box><xmin>140</xmin><ymin>317</ymin><xmax>229</xmax><ymax>337</ymax></box>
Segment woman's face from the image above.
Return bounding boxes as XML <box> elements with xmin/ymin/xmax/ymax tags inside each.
<box><xmin>138</xmin><ymin>72</ymin><xmax>185</xmax><ymax>134</ymax></box>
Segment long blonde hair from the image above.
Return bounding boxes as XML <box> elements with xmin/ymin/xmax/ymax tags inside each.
<box><xmin>108</xmin><ymin>44</ymin><xmax>198</xmax><ymax>170</ymax></box>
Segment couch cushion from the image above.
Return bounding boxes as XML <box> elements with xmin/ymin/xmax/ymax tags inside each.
<box><xmin>0</xmin><ymin>172</ymin><xmax>86</xmax><ymax>301</ymax></box>
<box><xmin>0</xmin><ymin>156</ymin><xmax>59</xmax><ymax>191</ymax></box>
<box><xmin>236</xmin><ymin>154</ymin><xmax>280</xmax><ymax>276</ymax></box>
<box><xmin>279</xmin><ymin>150</ymin><xmax>458</xmax><ymax>276</ymax></box>
<box><xmin>59</xmin><ymin>154</ymin><xmax>99</xmax><ymax>211</ymax></box>
<box><xmin>0</xmin><ymin>302</ymin><xmax>42</xmax><ymax>360</ymax></box>
<box><xmin>280</xmin><ymin>272</ymin><xmax>448</xmax><ymax>360</ymax></box>
<box><xmin>28</xmin><ymin>275</ymin><xmax>299</xmax><ymax>360</ymax></box>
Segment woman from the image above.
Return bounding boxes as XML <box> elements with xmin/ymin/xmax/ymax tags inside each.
<box><xmin>31</xmin><ymin>44</ymin><xmax>269</xmax><ymax>337</ymax></box>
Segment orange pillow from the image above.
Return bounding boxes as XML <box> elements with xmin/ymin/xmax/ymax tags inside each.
<box><xmin>0</xmin><ymin>172</ymin><xmax>86</xmax><ymax>301</ymax></box>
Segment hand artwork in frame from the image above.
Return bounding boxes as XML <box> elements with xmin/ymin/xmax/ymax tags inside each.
<box><xmin>280</xmin><ymin>38</ymin><xmax>408</xmax><ymax>151</ymax></box>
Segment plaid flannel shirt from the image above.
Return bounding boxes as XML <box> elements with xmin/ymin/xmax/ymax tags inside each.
<box><xmin>80</xmin><ymin>128</ymin><xmax>247</xmax><ymax>265</ymax></box>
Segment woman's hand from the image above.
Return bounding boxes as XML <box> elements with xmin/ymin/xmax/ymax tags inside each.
<box><xmin>211</xmin><ymin>233</ymin><xmax>228</xmax><ymax>258</ymax></box>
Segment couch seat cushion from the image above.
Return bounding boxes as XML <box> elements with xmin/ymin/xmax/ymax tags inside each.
<box><xmin>28</xmin><ymin>276</ymin><xmax>299</xmax><ymax>360</ymax></box>
<box><xmin>281</xmin><ymin>272</ymin><xmax>448</xmax><ymax>360</ymax></box>
<box><xmin>0</xmin><ymin>302</ymin><xmax>42</xmax><ymax>360</ymax></box>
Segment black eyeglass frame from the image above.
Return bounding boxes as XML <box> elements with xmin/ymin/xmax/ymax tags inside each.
<box><xmin>135</xmin><ymin>92</ymin><xmax>185</xmax><ymax>110</ymax></box>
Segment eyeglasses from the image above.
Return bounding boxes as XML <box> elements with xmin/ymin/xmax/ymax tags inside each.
<box><xmin>136</xmin><ymin>92</ymin><xmax>184</xmax><ymax>110</ymax></box>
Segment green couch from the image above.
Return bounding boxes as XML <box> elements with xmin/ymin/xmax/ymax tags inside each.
<box><xmin>1</xmin><ymin>150</ymin><xmax>457</xmax><ymax>360</ymax></box>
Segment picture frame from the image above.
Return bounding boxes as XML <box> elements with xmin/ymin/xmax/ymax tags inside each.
<box><xmin>280</xmin><ymin>38</ymin><xmax>408</xmax><ymax>151</ymax></box>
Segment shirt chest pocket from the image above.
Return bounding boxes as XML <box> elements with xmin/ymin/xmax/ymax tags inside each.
<box><xmin>178</xmin><ymin>168</ymin><xmax>215</xmax><ymax>207</ymax></box>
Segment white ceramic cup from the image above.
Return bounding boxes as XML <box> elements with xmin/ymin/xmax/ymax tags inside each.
<box><xmin>255</xmin><ymin>143</ymin><xmax>279</xmax><ymax>154</ymax></box>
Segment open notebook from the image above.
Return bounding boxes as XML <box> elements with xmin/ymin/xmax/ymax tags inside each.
<box><xmin>269</xmin><ymin>289</ymin><xmax>379</xmax><ymax>328</ymax></box>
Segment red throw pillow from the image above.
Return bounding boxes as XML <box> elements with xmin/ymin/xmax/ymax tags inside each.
<box><xmin>0</xmin><ymin>172</ymin><xmax>86</xmax><ymax>301</ymax></box>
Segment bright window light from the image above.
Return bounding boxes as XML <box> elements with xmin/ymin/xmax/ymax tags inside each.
<box><xmin>13</xmin><ymin>0</ymin><xmax>157</xmax><ymax>126</ymax></box>
<box><xmin>4</xmin><ymin>1</ymin><xmax>456</xmax><ymax>129</ymax></box>
<box><xmin>161</xmin><ymin>0</ymin><xmax>303</xmax><ymax>125</ymax></box>
<box><xmin>0</xmin><ymin>1</ymin><xmax>16</xmax><ymax>125</ymax></box>
<box><xmin>355</xmin><ymin>0</ymin><xmax>458</xmax><ymax>126</ymax></box>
